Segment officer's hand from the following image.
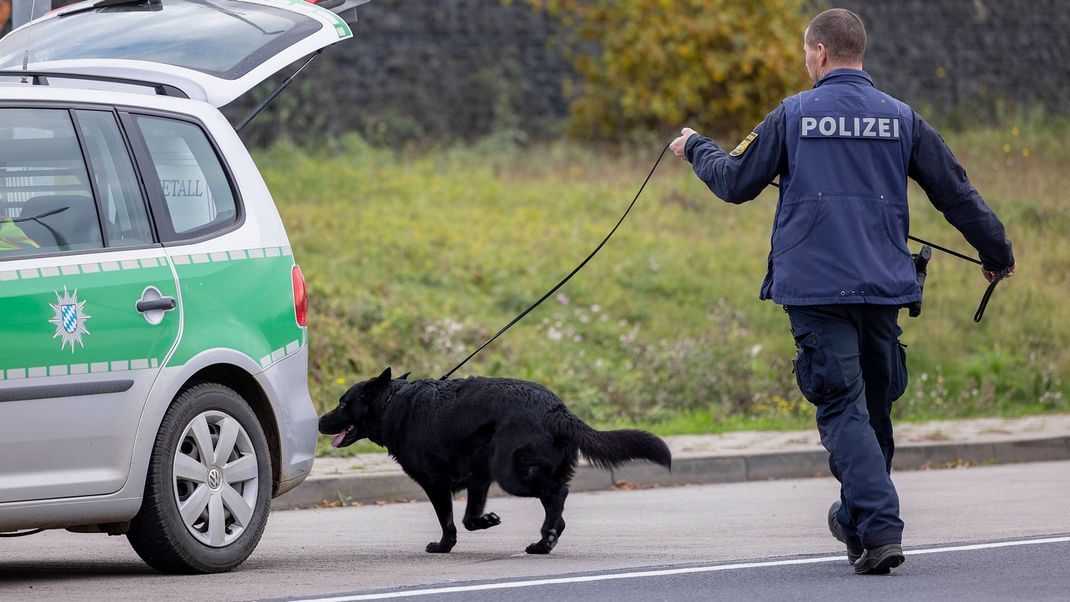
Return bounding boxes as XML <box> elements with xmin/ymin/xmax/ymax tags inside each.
<box><xmin>983</xmin><ymin>265</ymin><xmax>1015</xmax><ymax>283</ymax></box>
<box><xmin>670</xmin><ymin>127</ymin><xmax>698</xmax><ymax>159</ymax></box>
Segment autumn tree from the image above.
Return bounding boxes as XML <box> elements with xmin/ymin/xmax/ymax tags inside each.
<box><xmin>531</xmin><ymin>0</ymin><xmax>810</xmax><ymax>141</ymax></box>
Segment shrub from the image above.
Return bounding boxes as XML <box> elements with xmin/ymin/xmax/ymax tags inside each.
<box><xmin>530</xmin><ymin>0</ymin><xmax>810</xmax><ymax>140</ymax></box>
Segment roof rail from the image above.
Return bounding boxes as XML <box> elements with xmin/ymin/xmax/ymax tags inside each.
<box><xmin>0</xmin><ymin>70</ymin><xmax>189</xmax><ymax>99</ymax></box>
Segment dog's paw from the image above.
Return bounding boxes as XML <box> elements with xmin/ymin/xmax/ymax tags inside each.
<box><xmin>525</xmin><ymin>532</ymin><xmax>557</xmax><ymax>555</ymax></box>
<box><xmin>525</xmin><ymin>540</ymin><xmax>553</xmax><ymax>555</ymax></box>
<box><xmin>463</xmin><ymin>512</ymin><xmax>501</xmax><ymax>531</ymax></box>
<box><xmin>425</xmin><ymin>541</ymin><xmax>455</xmax><ymax>554</ymax></box>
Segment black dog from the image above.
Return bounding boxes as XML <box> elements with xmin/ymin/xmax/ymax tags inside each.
<box><xmin>318</xmin><ymin>368</ymin><xmax>672</xmax><ymax>554</ymax></box>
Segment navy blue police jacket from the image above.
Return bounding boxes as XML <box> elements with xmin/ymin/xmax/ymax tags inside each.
<box><xmin>685</xmin><ymin>68</ymin><xmax>1014</xmax><ymax>306</ymax></box>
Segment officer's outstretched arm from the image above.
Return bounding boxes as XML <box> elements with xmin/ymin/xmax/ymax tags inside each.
<box><xmin>907</xmin><ymin>112</ymin><xmax>1015</xmax><ymax>272</ymax></box>
<box><xmin>684</xmin><ymin>105</ymin><xmax>786</xmax><ymax>205</ymax></box>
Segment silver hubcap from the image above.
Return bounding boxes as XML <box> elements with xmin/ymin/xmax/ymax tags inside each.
<box><xmin>173</xmin><ymin>411</ymin><xmax>259</xmax><ymax>547</ymax></box>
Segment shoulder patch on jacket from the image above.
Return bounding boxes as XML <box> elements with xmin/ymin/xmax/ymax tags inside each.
<box><xmin>730</xmin><ymin>130</ymin><xmax>758</xmax><ymax>157</ymax></box>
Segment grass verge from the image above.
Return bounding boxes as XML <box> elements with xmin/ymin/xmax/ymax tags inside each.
<box><xmin>254</xmin><ymin>118</ymin><xmax>1070</xmax><ymax>458</ymax></box>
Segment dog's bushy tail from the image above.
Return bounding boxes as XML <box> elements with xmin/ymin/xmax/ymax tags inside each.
<box><xmin>578</xmin><ymin>426</ymin><xmax>672</xmax><ymax>471</ymax></box>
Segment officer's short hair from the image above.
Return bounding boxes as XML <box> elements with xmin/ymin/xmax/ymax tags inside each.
<box><xmin>805</xmin><ymin>8</ymin><xmax>866</xmax><ymax>64</ymax></box>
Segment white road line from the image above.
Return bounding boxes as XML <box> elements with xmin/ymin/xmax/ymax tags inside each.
<box><xmin>292</xmin><ymin>536</ymin><xmax>1070</xmax><ymax>602</ymax></box>
<box><xmin>903</xmin><ymin>536</ymin><xmax>1070</xmax><ymax>556</ymax></box>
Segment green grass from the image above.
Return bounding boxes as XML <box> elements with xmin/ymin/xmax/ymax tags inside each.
<box><xmin>254</xmin><ymin>119</ymin><xmax>1070</xmax><ymax>458</ymax></box>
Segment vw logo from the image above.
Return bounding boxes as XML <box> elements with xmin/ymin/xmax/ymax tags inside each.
<box><xmin>207</xmin><ymin>467</ymin><xmax>223</xmax><ymax>490</ymax></box>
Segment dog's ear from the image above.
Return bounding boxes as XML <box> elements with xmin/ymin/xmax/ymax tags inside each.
<box><xmin>365</xmin><ymin>367</ymin><xmax>392</xmax><ymax>398</ymax></box>
<box><xmin>398</xmin><ymin>371</ymin><xmax>411</xmax><ymax>380</ymax></box>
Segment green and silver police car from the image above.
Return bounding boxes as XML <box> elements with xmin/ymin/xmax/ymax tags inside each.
<box><xmin>0</xmin><ymin>0</ymin><xmax>362</xmax><ymax>574</ymax></box>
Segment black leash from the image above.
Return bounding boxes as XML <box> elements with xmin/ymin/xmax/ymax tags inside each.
<box><xmin>439</xmin><ymin>142</ymin><xmax>673</xmax><ymax>380</ymax></box>
<box><xmin>767</xmin><ymin>180</ymin><xmax>1009</xmax><ymax>323</ymax></box>
<box><xmin>907</xmin><ymin>235</ymin><xmax>979</xmax><ymax>266</ymax></box>
<box><xmin>438</xmin><ymin>148</ymin><xmax>1008</xmax><ymax>380</ymax></box>
<box><xmin>973</xmin><ymin>267</ymin><xmax>1010</xmax><ymax>323</ymax></box>
<box><xmin>907</xmin><ymin>234</ymin><xmax>1009</xmax><ymax>323</ymax></box>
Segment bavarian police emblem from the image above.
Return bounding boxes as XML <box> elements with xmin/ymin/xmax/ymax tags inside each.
<box><xmin>49</xmin><ymin>287</ymin><xmax>91</xmax><ymax>352</ymax></box>
<box><xmin>730</xmin><ymin>130</ymin><xmax>758</xmax><ymax>157</ymax></box>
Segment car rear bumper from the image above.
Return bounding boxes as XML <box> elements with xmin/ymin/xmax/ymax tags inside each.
<box><xmin>256</xmin><ymin>343</ymin><xmax>317</xmax><ymax>497</ymax></box>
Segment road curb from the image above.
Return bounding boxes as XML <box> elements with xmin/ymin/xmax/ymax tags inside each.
<box><xmin>272</xmin><ymin>435</ymin><xmax>1070</xmax><ymax>510</ymax></box>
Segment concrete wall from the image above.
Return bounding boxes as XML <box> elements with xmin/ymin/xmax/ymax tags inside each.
<box><xmin>10</xmin><ymin>1</ymin><xmax>1063</xmax><ymax>141</ymax></box>
<box><xmin>837</xmin><ymin>0</ymin><xmax>1070</xmax><ymax>120</ymax></box>
<box><xmin>239</xmin><ymin>0</ymin><xmax>1066</xmax><ymax>143</ymax></box>
<box><xmin>230</xmin><ymin>0</ymin><xmax>572</xmax><ymax>145</ymax></box>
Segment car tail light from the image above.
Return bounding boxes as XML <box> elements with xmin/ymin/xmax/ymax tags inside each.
<box><xmin>292</xmin><ymin>265</ymin><xmax>308</xmax><ymax>327</ymax></box>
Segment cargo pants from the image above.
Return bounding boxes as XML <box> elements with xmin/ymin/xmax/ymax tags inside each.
<box><xmin>786</xmin><ymin>304</ymin><xmax>908</xmax><ymax>548</ymax></box>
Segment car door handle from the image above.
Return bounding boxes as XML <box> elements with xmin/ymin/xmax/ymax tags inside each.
<box><xmin>136</xmin><ymin>297</ymin><xmax>176</xmax><ymax>313</ymax></box>
<box><xmin>136</xmin><ymin>286</ymin><xmax>176</xmax><ymax>325</ymax></box>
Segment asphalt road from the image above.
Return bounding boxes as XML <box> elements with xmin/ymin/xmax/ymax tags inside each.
<box><xmin>2</xmin><ymin>461</ymin><xmax>1068</xmax><ymax>601</ymax></box>
<box><xmin>307</xmin><ymin>538</ymin><xmax>1070</xmax><ymax>602</ymax></box>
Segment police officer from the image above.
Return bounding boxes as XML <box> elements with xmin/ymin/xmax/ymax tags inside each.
<box><xmin>670</xmin><ymin>8</ymin><xmax>1015</xmax><ymax>575</ymax></box>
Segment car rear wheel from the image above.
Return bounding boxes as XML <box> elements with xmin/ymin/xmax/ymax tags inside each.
<box><xmin>127</xmin><ymin>383</ymin><xmax>272</xmax><ymax>574</ymax></box>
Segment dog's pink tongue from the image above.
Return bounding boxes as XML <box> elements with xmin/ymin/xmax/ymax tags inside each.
<box><xmin>331</xmin><ymin>427</ymin><xmax>351</xmax><ymax>448</ymax></box>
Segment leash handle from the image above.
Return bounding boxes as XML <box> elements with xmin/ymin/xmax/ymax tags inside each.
<box><xmin>762</xmin><ymin>181</ymin><xmax>1010</xmax><ymax>322</ymax></box>
<box><xmin>439</xmin><ymin>141</ymin><xmax>673</xmax><ymax>380</ymax></box>
<box><xmin>908</xmin><ymin>235</ymin><xmax>1010</xmax><ymax>322</ymax></box>
<box><xmin>974</xmin><ymin>269</ymin><xmax>1009</xmax><ymax>323</ymax></box>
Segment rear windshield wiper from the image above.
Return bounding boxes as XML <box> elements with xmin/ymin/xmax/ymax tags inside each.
<box><xmin>187</xmin><ymin>0</ymin><xmax>286</xmax><ymax>35</ymax></box>
<box><xmin>59</xmin><ymin>0</ymin><xmax>160</xmax><ymax>18</ymax></box>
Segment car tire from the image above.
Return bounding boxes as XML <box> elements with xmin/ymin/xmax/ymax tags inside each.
<box><xmin>127</xmin><ymin>382</ymin><xmax>272</xmax><ymax>574</ymax></box>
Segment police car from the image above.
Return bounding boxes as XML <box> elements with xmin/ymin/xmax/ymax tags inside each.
<box><xmin>0</xmin><ymin>0</ymin><xmax>362</xmax><ymax>574</ymax></box>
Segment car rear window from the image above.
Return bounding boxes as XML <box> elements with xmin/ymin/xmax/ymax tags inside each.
<box><xmin>0</xmin><ymin>0</ymin><xmax>321</xmax><ymax>80</ymax></box>
<box><xmin>0</xmin><ymin>109</ymin><xmax>102</xmax><ymax>257</ymax></box>
<box><xmin>134</xmin><ymin>115</ymin><xmax>238</xmax><ymax>238</ymax></box>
